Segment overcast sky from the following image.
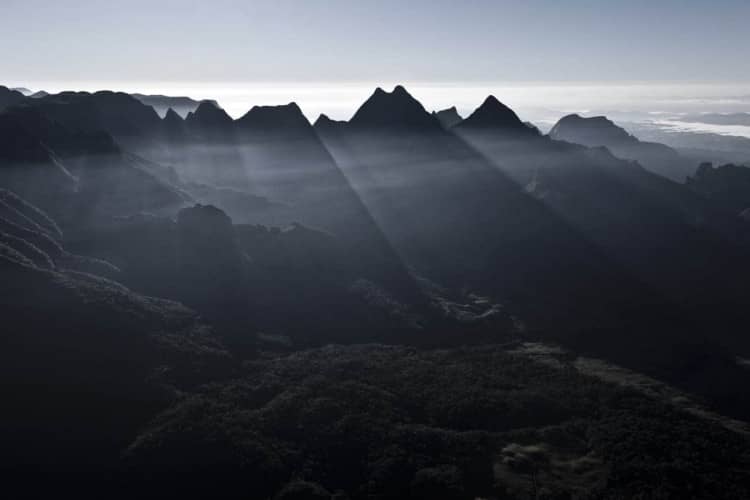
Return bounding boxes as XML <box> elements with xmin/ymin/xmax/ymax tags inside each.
<box><xmin>2</xmin><ymin>0</ymin><xmax>750</xmax><ymax>84</ymax></box>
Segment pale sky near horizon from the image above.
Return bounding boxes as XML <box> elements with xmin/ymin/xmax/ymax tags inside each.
<box><xmin>2</xmin><ymin>0</ymin><xmax>750</xmax><ymax>83</ymax></box>
<box><xmin>3</xmin><ymin>0</ymin><xmax>750</xmax><ymax>130</ymax></box>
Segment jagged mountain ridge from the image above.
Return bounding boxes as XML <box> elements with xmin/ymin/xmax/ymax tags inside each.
<box><xmin>348</xmin><ymin>85</ymin><xmax>442</xmax><ymax>130</ymax></box>
<box><xmin>2</xmin><ymin>82</ymin><xmax>750</xmax><ymax>497</ymax></box>
<box><xmin>132</xmin><ymin>93</ymin><xmax>214</xmax><ymax>118</ymax></box>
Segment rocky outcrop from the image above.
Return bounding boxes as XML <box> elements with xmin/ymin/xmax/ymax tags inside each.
<box><xmin>432</xmin><ymin>106</ymin><xmax>463</xmax><ymax>129</ymax></box>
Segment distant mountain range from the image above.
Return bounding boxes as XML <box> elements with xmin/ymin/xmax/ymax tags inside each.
<box><xmin>132</xmin><ymin>93</ymin><xmax>215</xmax><ymax>118</ymax></box>
<box><xmin>10</xmin><ymin>87</ymin><xmax>48</xmax><ymax>98</ymax></box>
<box><xmin>678</xmin><ymin>112</ymin><xmax>750</xmax><ymax>126</ymax></box>
<box><xmin>549</xmin><ymin>113</ymin><xmax>692</xmax><ymax>181</ymax></box>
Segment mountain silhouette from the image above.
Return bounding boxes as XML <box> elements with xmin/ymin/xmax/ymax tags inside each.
<box><xmin>184</xmin><ymin>101</ymin><xmax>234</xmax><ymax>132</ymax></box>
<box><xmin>550</xmin><ymin>114</ymin><xmax>631</xmax><ymax>143</ymax></box>
<box><xmin>2</xmin><ymin>82</ymin><xmax>750</xmax><ymax>496</ymax></box>
<box><xmin>313</xmin><ymin>113</ymin><xmax>347</xmax><ymax>134</ymax></box>
<box><xmin>686</xmin><ymin>162</ymin><xmax>750</xmax><ymax>214</ymax></box>
<box><xmin>549</xmin><ymin>113</ymin><xmax>691</xmax><ymax>181</ymax></box>
<box><xmin>23</xmin><ymin>91</ymin><xmax>163</xmax><ymax>140</ymax></box>
<box><xmin>160</xmin><ymin>107</ymin><xmax>187</xmax><ymax>138</ymax></box>
<box><xmin>0</xmin><ymin>86</ymin><xmax>26</xmax><ymax>111</ymax></box>
<box><xmin>316</xmin><ymin>85</ymin><xmax>653</xmax><ymax>330</ymax></box>
<box><xmin>456</xmin><ymin>95</ymin><xmax>537</xmax><ymax>135</ymax></box>
<box><xmin>236</xmin><ymin>102</ymin><xmax>312</xmax><ymax>138</ymax></box>
<box><xmin>349</xmin><ymin>85</ymin><xmax>441</xmax><ymax>130</ymax></box>
<box><xmin>132</xmin><ymin>93</ymin><xmax>211</xmax><ymax>118</ymax></box>
<box><xmin>432</xmin><ymin>106</ymin><xmax>463</xmax><ymax>129</ymax></box>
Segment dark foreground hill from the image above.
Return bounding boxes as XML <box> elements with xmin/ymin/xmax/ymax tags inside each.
<box><xmin>686</xmin><ymin>162</ymin><xmax>750</xmax><ymax>215</ymax></box>
<box><xmin>0</xmin><ymin>190</ymin><xmax>230</xmax><ymax>487</ymax></box>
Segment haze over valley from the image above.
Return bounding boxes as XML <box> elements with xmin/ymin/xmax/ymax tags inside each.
<box><xmin>2</xmin><ymin>1</ymin><xmax>750</xmax><ymax>498</ymax></box>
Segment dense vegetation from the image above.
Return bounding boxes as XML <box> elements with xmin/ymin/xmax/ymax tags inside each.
<box><xmin>124</xmin><ymin>345</ymin><xmax>750</xmax><ymax>499</ymax></box>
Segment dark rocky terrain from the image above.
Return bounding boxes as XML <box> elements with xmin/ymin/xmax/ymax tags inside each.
<box><xmin>1</xmin><ymin>84</ymin><xmax>749</xmax><ymax>498</ymax></box>
<box><xmin>686</xmin><ymin>162</ymin><xmax>750</xmax><ymax>215</ymax></box>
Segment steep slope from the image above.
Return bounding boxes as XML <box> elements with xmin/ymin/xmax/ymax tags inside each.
<box><xmin>317</xmin><ymin>86</ymin><xmax>649</xmax><ymax>328</ymax></box>
<box><xmin>457</xmin><ymin>99</ymin><xmax>750</xmax><ymax>348</ymax></box>
<box><xmin>127</xmin><ymin>98</ymin><xmax>427</xmax><ymax>312</ymax></box>
<box><xmin>161</xmin><ymin>107</ymin><xmax>187</xmax><ymax>137</ymax></box>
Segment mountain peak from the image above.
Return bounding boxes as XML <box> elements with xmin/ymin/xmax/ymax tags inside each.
<box><xmin>164</xmin><ymin>107</ymin><xmax>182</xmax><ymax>121</ymax></box>
<box><xmin>237</xmin><ymin>102</ymin><xmax>311</xmax><ymax>134</ymax></box>
<box><xmin>185</xmin><ymin>101</ymin><xmax>233</xmax><ymax>129</ymax></box>
<box><xmin>458</xmin><ymin>95</ymin><xmax>533</xmax><ymax>134</ymax></box>
<box><xmin>393</xmin><ymin>85</ymin><xmax>409</xmax><ymax>95</ymax></box>
<box><xmin>549</xmin><ymin>114</ymin><xmax>634</xmax><ymax>145</ymax></box>
<box><xmin>315</xmin><ymin>113</ymin><xmax>333</xmax><ymax>126</ymax></box>
<box><xmin>162</xmin><ymin>108</ymin><xmax>185</xmax><ymax>130</ymax></box>
<box><xmin>313</xmin><ymin>113</ymin><xmax>339</xmax><ymax>127</ymax></box>
<box><xmin>313</xmin><ymin>113</ymin><xmax>347</xmax><ymax>134</ymax></box>
<box><xmin>349</xmin><ymin>85</ymin><xmax>440</xmax><ymax>130</ymax></box>
<box><xmin>482</xmin><ymin>95</ymin><xmax>502</xmax><ymax>106</ymax></box>
<box><xmin>432</xmin><ymin>106</ymin><xmax>463</xmax><ymax>129</ymax></box>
